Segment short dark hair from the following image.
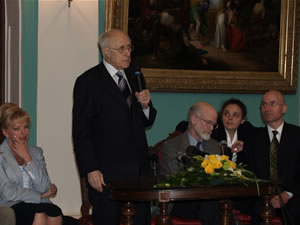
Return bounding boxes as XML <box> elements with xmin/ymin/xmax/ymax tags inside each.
<box><xmin>220</xmin><ymin>99</ymin><xmax>247</xmax><ymax>120</ymax></box>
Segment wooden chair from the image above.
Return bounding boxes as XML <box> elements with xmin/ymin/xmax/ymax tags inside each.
<box><xmin>78</xmin><ymin>177</ymin><xmax>92</xmax><ymax>225</ymax></box>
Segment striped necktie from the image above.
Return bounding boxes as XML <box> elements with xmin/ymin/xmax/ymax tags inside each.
<box><xmin>116</xmin><ymin>71</ymin><xmax>132</xmax><ymax>107</ymax></box>
<box><xmin>270</xmin><ymin>130</ymin><xmax>279</xmax><ymax>181</ymax></box>
<box><xmin>196</xmin><ymin>142</ymin><xmax>202</xmax><ymax>151</ymax></box>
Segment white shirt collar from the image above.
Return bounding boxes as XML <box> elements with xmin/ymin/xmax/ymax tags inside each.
<box><xmin>224</xmin><ymin>129</ymin><xmax>237</xmax><ymax>147</ymax></box>
<box><xmin>103</xmin><ymin>59</ymin><xmax>119</xmax><ymax>76</ymax></box>
<box><xmin>188</xmin><ymin>132</ymin><xmax>198</xmax><ymax>146</ymax></box>
<box><xmin>267</xmin><ymin>122</ymin><xmax>284</xmax><ymax>143</ymax></box>
<box><xmin>103</xmin><ymin>59</ymin><xmax>128</xmax><ymax>85</ymax></box>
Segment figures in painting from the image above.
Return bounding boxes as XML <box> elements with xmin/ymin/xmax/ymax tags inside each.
<box><xmin>128</xmin><ymin>0</ymin><xmax>280</xmax><ymax>70</ymax></box>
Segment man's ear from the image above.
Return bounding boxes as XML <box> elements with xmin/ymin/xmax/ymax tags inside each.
<box><xmin>240</xmin><ymin>119</ymin><xmax>245</xmax><ymax>124</ymax></box>
<box><xmin>191</xmin><ymin>114</ymin><xmax>198</xmax><ymax>125</ymax></box>
<box><xmin>102</xmin><ymin>47</ymin><xmax>110</xmax><ymax>58</ymax></box>
<box><xmin>282</xmin><ymin>105</ymin><xmax>287</xmax><ymax>114</ymax></box>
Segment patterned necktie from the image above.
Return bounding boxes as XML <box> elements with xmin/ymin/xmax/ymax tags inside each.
<box><xmin>270</xmin><ymin>130</ymin><xmax>279</xmax><ymax>181</ymax></box>
<box><xmin>232</xmin><ymin>152</ymin><xmax>237</xmax><ymax>162</ymax></box>
<box><xmin>116</xmin><ymin>71</ymin><xmax>132</xmax><ymax>107</ymax></box>
<box><xmin>196</xmin><ymin>142</ymin><xmax>202</xmax><ymax>151</ymax></box>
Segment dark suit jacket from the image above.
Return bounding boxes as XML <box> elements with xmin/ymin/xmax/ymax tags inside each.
<box><xmin>248</xmin><ymin>123</ymin><xmax>300</xmax><ymax>194</ymax></box>
<box><xmin>72</xmin><ymin>63</ymin><xmax>157</xmax><ymax>183</ymax></box>
<box><xmin>248</xmin><ymin>122</ymin><xmax>300</xmax><ymax>224</ymax></box>
<box><xmin>211</xmin><ymin>121</ymin><xmax>258</xmax><ymax>165</ymax></box>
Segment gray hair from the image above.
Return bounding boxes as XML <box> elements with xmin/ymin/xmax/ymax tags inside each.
<box><xmin>187</xmin><ymin>103</ymin><xmax>201</xmax><ymax>123</ymax></box>
<box><xmin>97</xmin><ymin>31</ymin><xmax>111</xmax><ymax>49</ymax></box>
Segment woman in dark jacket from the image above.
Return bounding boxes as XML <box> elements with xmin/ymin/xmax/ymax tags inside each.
<box><xmin>212</xmin><ymin>98</ymin><xmax>258</xmax><ymax>166</ymax></box>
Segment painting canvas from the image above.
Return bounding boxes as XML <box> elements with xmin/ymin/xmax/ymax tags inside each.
<box><xmin>105</xmin><ymin>0</ymin><xmax>299</xmax><ymax>93</ymax></box>
<box><xmin>128</xmin><ymin>0</ymin><xmax>279</xmax><ymax>72</ymax></box>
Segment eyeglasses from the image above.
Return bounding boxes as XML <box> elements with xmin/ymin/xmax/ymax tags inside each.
<box><xmin>223</xmin><ymin>111</ymin><xmax>241</xmax><ymax>118</ymax></box>
<box><xmin>196</xmin><ymin>115</ymin><xmax>218</xmax><ymax>129</ymax></box>
<box><xmin>108</xmin><ymin>44</ymin><xmax>134</xmax><ymax>54</ymax></box>
<box><xmin>261</xmin><ymin>101</ymin><xmax>284</xmax><ymax>108</ymax></box>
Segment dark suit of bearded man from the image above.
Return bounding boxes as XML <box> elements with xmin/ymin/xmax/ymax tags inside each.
<box><xmin>160</xmin><ymin>130</ymin><xmax>223</xmax><ymax>225</ymax></box>
<box><xmin>160</xmin><ymin>131</ymin><xmax>221</xmax><ymax>176</ymax></box>
<box><xmin>248</xmin><ymin>123</ymin><xmax>300</xmax><ymax>225</ymax></box>
<box><xmin>72</xmin><ymin>61</ymin><xmax>156</xmax><ymax>225</ymax></box>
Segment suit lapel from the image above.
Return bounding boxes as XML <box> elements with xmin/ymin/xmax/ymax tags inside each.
<box><xmin>98</xmin><ymin>64</ymin><xmax>132</xmax><ymax>110</ymax></box>
<box><xmin>181</xmin><ymin>132</ymin><xmax>191</xmax><ymax>151</ymax></box>
<box><xmin>278</xmin><ymin>123</ymin><xmax>288</xmax><ymax>162</ymax></box>
<box><xmin>262</xmin><ymin>127</ymin><xmax>271</xmax><ymax>156</ymax></box>
<box><xmin>173</xmin><ymin>132</ymin><xmax>190</xmax><ymax>153</ymax></box>
<box><xmin>0</xmin><ymin>142</ymin><xmax>23</xmax><ymax>185</ymax></box>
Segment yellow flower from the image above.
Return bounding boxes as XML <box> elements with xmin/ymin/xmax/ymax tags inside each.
<box><xmin>220</xmin><ymin>155</ymin><xmax>229</xmax><ymax>161</ymax></box>
<box><xmin>212</xmin><ymin>161</ymin><xmax>223</xmax><ymax>169</ymax></box>
<box><xmin>204</xmin><ymin>164</ymin><xmax>215</xmax><ymax>174</ymax></box>
<box><xmin>229</xmin><ymin>161</ymin><xmax>236</xmax><ymax>169</ymax></box>
<box><xmin>201</xmin><ymin>159</ymin><xmax>209</xmax><ymax>168</ymax></box>
<box><xmin>207</xmin><ymin>155</ymin><xmax>219</xmax><ymax>161</ymax></box>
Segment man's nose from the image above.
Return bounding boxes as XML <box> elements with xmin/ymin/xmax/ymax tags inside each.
<box><xmin>124</xmin><ymin>48</ymin><xmax>131</xmax><ymax>56</ymax></box>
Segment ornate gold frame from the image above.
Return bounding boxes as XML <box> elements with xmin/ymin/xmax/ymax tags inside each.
<box><xmin>105</xmin><ymin>0</ymin><xmax>299</xmax><ymax>93</ymax></box>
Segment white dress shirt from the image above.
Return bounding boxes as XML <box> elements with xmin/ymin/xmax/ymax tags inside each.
<box><xmin>225</xmin><ymin>129</ymin><xmax>238</xmax><ymax>162</ymax></box>
<box><xmin>103</xmin><ymin>59</ymin><xmax>149</xmax><ymax>118</ymax></box>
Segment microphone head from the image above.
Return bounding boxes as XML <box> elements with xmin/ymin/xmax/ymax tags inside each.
<box><xmin>135</xmin><ymin>65</ymin><xmax>141</xmax><ymax>74</ymax></box>
<box><xmin>186</xmin><ymin>145</ymin><xmax>198</xmax><ymax>155</ymax></box>
<box><xmin>134</xmin><ymin>65</ymin><xmax>143</xmax><ymax>91</ymax></box>
<box><xmin>219</xmin><ymin>140</ymin><xmax>232</xmax><ymax>156</ymax></box>
<box><xmin>219</xmin><ymin>140</ymin><xmax>227</xmax><ymax>147</ymax></box>
<box><xmin>186</xmin><ymin>145</ymin><xmax>209</xmax><ymax>157</ymax></box>
<box><xmin>135</xmin><ymin>70</ymin><xmax>142</xmax><ymax>76</ymax></box>
<box><xmin>176</xmin><ymin>152</ymin><xmax>192</xmax><ymax>165</ymax></box>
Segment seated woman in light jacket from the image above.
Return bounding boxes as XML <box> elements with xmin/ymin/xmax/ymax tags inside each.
<box><xmin>0</xmin><ymin>103</ymin><xmax>62</xmax><ymax>225</ymax></box>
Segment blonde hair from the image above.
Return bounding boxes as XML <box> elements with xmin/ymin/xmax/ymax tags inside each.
<box><xmin>0</xmin><ymin>103</ymin><xmax>31</xmax><ymax>130</ymax></box>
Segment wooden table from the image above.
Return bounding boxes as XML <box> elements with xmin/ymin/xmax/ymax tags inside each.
<box><xmin>109</xmin><ymin>177</ymin><xmax>276</xmax><ymax>225</ymax></box>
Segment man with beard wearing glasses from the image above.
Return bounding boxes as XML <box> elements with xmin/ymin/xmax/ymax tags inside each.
<box><xmin>160</xmin><ymin>101</ymin><xmax>243</xmax><ymax>225</ymax></box>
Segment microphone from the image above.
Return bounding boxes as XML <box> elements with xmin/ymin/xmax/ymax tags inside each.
<box><xmin>186</xmin><ymin>145</ymin><xmax>209</xmax><ymax>157</ymax></box>
<box><xmin>219</xmin><ymin>140</ymin><xmax>227</xmax><ymax>155</ymax></box>
<box><xmin>177</xmin><ymin>152</ymin><xmax>192</xmax><ymax>165</ymax></box>
<box><xmin>135</xmin><ymin>66</ymin><xmax>143</xmax><ymax>92</ymax></box>
<box><xmin>219</xmin><ymin>140</ymin><xmax>233</xmax><ymax>157</ymax></box>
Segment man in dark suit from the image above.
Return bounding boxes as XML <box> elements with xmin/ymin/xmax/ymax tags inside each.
<box><xmin>160</xmin><ymin>102</ymin><xmax>242</xmax><ymax>225</ymax></box>
<box><xmin>72</xmin><ymin>29</ymin><xmax>157</xmax><ymax>225</ymax></box>
<box><xmin>160</xmin><ymin>102</ymin><xmax>221</xmax><ymax>176</ymax></box>
<box><xmin>249</xmin><ymin>90</ymin><xmax>300</xmax><ymax>225</ymax></box>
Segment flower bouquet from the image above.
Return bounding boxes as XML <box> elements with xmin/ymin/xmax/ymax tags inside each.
<box><xmin>155</xmin><ymin>154</ymin><xmax>261</xmax><ymax>188</ymax></box>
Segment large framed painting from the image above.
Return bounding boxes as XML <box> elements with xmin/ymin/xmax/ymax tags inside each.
<box><xmin>105</xmin><ymin>0</ymin><xmax>299</xmax><ymax>93</ymax></box>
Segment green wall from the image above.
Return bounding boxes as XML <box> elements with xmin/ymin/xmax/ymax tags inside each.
<box><xmin>22</xmin><ymin>0</ymin><xmax>300</xmax><ymax>146</ymax></box>
<box><xmin>146</xmin><ymin>88</ymin><xmax>300</xmax><ymax>145</ymax></box>
<box><xmin>23</xmin><ymin>0</ymin><xmax>38</xmax><ymax>144</ymax></box>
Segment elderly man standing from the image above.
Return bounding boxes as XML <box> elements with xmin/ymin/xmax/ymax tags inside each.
<box><xmin>248</xmin><ymin>90</ymin><xmax>300</xmax><ymax>225</ymax></box>
<box><xmin>72</xmin><ymin>29</ymin><xmax>156</xmax><ymax>225</ymax></box>
<box><xmin>160</xmin><ymin>102</ymin><xmax>242</xmax><ymax>225</ymax></box>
